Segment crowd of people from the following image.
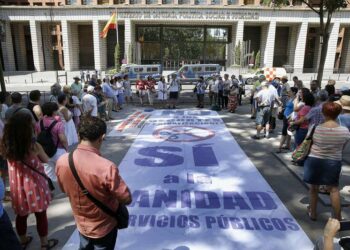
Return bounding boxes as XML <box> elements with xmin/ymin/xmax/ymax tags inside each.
<box><xmin>0</xmin><ymin>69</ymin><xmax>349</xmax><ymax>250</ymax></box>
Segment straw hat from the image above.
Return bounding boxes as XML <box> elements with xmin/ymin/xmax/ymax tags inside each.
<box><xmin>336</xmin><ymin>95</ymin><xmax>350</xmax><ymax>111</ymax></box>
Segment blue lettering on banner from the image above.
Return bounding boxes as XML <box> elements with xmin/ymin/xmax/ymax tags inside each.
<box><xmin>135</xmin><ymin>146</ymin><xmax>184</xmax><ymax>167</ymax></box>
<box><xmin>128</xmin><ymin>214</ymin><xmax>300</xmax><ymax>231</ymax></box>
<box><xmin>163</xmin><ymin>175</ymin><xmax>179</xmax><ymax>184</ymax></box>
<box><xmin>192</xmin><ymin>144</ymin><xmax>218</xmax><ymax>167</ymax></box>
<box><xmin>129</xmin><ymin>189</ymin><xmax>278</xmax><ymax>210</ymax></box>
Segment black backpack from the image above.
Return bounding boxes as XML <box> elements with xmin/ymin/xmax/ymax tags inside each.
<box><xmin>37</xmin><ymin>120</ymin><xmax>58</xmax><ymax>158</ymax></box>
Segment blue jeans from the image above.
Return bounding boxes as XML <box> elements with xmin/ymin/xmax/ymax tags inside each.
<box><xmin>79</xmin><ymin>228</ymin><xmax>118</xmax><ymax>250</ymax></box>
<box><xmin>294</xmin><ymin>128</ymin><xmax>308</xmax><ymax>147</ymax></box>
<box><xmin>0</xmin><ymin>210</ymin><xmax>22</xmax><ymax>250</ymax></box>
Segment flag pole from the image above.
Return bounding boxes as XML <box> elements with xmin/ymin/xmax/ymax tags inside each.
<box><xmin>115</xmin><ymin>9</ymin><xmax>119</xmax><ymax>45</ymax></box>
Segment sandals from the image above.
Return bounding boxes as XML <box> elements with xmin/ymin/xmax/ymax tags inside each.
<box><xmin>307</xmin><ymin>205</ymin><xmax>317</xmax><ymax>221</ymax></box>
<box><xmin>21</xmin><ymin>236</ymin><xmax>33</xmax><ymax>250</ymax></box>
<box><xmin>41</xmin><ymin>239</ymin><xmax>59</xmax><ymax>250</ymax></box>
<box><xmin>319</xmin><ymin>185</ymin><xmax>330</xmax><ymax>195</ymax></box>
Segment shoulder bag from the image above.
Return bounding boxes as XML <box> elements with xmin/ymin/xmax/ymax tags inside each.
<box><xmin>21</xmin><ymin>161</ymin><xmax>55</xmax><ymax>191</ymax></box>
<box><xmin>68</xmin><ymin>151</ymin><xmax>129</xmax><ymax>229</ymax></box>
<box><xmin>291</xmin><ymin>125</ymin><xmax>317</xmax><ymax>163</ymax></box>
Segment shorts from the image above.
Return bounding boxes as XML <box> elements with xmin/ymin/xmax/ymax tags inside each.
<box><xmin>304</xmin><ymin>156</ymin><xmax>342</xmax><ymax>186</ymax></box>
<box><xmin>256</xmin><ymin>107</ymin><xmax>271</xmax><ymax>126</ymax></box>
<box><xmin>169</xmin><ymin>92</ymin><xmax>179</xmax><ymax>100</ymax></box>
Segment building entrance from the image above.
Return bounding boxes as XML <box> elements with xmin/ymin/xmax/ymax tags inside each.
<box><xmin>136</xmin><ymin>25</ymin><xmax>231</xmax><ymax>70</ymax></box>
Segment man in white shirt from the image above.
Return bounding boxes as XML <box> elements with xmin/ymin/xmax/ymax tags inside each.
<box><xmin>168</xmin><ymin>74</ymin><xmax>181</xmax><ymax>109</ymax></box>
<box><xmin>82</xmin><ymin>86</ymin><xmax>98</xmax><ymax>117</ymax></box>
<box><xmin>252</xmin><ymin>81</ymin><xmax>281</xmax><ymax>139</ymax></box>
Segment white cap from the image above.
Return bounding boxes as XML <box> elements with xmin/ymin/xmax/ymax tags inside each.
<box><xmin>87</xmin><ymin>86</ymin><xmax>95</xmax><ymax>92</ymax></box>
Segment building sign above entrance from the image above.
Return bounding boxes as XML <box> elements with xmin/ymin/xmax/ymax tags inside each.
<box><xmin>119</xmin><ymin>9</ymin><xmax>259</xmax><ymax>20</ymax></box>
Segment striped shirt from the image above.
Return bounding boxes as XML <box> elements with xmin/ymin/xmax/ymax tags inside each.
<box><xmin>309</xmin><ymin>125</ymin><xmax>350</xmax><ymax>161</ymax></box>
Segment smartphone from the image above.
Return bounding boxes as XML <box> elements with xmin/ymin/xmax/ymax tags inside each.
<box><xmin>340</xmin><ymin>221</ymin><xmax>350</xmax><ymax>231</ymax></box>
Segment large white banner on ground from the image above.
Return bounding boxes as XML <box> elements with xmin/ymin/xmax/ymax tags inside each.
<box><xmin>63</xmin><ymin>110</ymin><xmax>313</xmax><ymax>250</ymax></box>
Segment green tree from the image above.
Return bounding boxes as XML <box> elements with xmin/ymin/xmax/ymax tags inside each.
<box><xmin>114</xmin><ymin>43</ymin><xmax>121</xmax><ymax>71</ymax></box>
<box><xmin>234</xmin><ymin>41</ymin><xmax>242</xmax><ymax>66</ymax></box>
<box><xmin>255</xmin><ymin>50</ymin><xmax>261</xmax><ymax>69</ymax></box>
<box><xmin>128</xmin><ymin>43</ymin><xmax>133</xmax><ymax>64</ymax></box>
<box><xmin>250</xmin><ymin>51</ymin><xmax>255</xmax><ymax>65</ymax></box>
<box><xmin>267</xmin><ymin>0</ymin><xmax>349</xmax><ymax>86</ymax></box>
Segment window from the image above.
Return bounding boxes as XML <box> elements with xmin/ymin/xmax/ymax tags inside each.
<box><xmin>98</xmin><ymin>0</ymin><xmax>110</xmax><ymax>4</ymax></box>
<box><xmin>206</xmin><ymin>28</ymin><xmax>228</xmax><ymax>42</ymax></box>
<box><xmin>162</xmin><ymin>0</ymin><xmax>173</xmax><ymax>3</ymax></box>
<box><xmin>211</xmin><ymin>0</ymin><xmax>221</xmax><ymax>4</ymax></box>
<box><xmin>163</xmin><ymin>27</ymin><xmax>204</xmax><ymax>41</ymax></box>
<box><xmin>178</xmin><ymin>0</ymin><xmax>190</xmax><ymax>4</ymax></box>
<box><xmin>130</xmin><ymin>0</ymin><xmax>141</xmax><ymax>3</ymax></box>
<box><xmin>147</xmin><ymin>67</ymin><xmax>159</xmax><ymax>72</ymax></box>
<box><xmin>205</xmin><ymin>66</ymin><xmax>217</xmax><ymax>71</ymax></box>
<box><xmin>180</xmin><ymin>66</ymin><xmax>189</xmax><ymax>73</ymax></box>
<box><xmin>114</xmin><ymin>0</ymin><xmax>125</xmax><ymax>3</ymax></box>
<box><xmin>194</xmin><ymin>0</ymin><xmax>206</xmax><ymax>5</ymax></box>
<box><xmin>227</xmin><ymin>0</ymin><xmax>238</xmax><ymax>4</ymax></box>
<box><xmin>134</xmin><ymin>67</ymin><xmax>144</xmax><ymax>72</ymax></box>
<box><xmin>137</xmin><ymin>27</ymin><xmax>161</xmax><ymax>42</ymax></box>
<box><xmin>146</xmin><ymin>0</ymin><xmax>157</xmax><ymax>3</ymax></box>
<box><xmin>193</xmin><ymin>66</ymin><xmax>202</xmax><ymax>72</ymax></box>
<box><xmin>82</xmin><ymin>0</ymin><xmax>93</xmax><ymax>4</ymax></box>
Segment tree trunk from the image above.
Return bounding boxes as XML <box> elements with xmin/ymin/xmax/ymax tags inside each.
<box><xmin>316</xmin><ymin>31</ymin><xmax>330</xmax><ymax>88</ymax></box>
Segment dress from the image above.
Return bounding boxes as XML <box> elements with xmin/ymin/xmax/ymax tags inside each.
<box><xmin>59</xmin><ymin>110</ymin><xmax>78</xmax><ymax>146</ymax></box>
<box><xmin>8</xmin><ymin>156</ymin><xmax>51</xmax><ymax>216</ymax></box>
<box><xmin>228</xmin><ymin>86</ymin><xmax>238</xmax><ymax>112</ymax></box>
<box><xmin>123</xmin><ymin>80</ymin><xmax>132</xmax><ymax>97</ymax></box>
<box><xmin>157</xmin><ymin>81</ymin><xmax>168</xmax><ymax>100</ymax></box>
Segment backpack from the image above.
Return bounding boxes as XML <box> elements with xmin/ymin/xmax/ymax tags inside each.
<box><xmin>37</xmin><ymin>120</ymin><xmax>58</xmax><ymax>158</ymax></box>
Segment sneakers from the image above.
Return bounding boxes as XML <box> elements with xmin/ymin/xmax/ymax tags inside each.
<box><xmin>251</xmin><ymin>135</ymin><xmax>261</xmax><ymax>140</ymax></box>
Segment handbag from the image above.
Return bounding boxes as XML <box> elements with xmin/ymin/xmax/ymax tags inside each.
<box><xmin>291</xmin><ymin>125</ymin><xmax>317</xmax><ymax>162</ymax></box>
<box><xmin>68</xmin><ymin>151</ymin><xmax>129</xmax><ymax>229</ymax></box>
<box><xmin>277</xmin><ymin>108</ymin><xmax>285</xmax><ymax>120</ymax></box>
<box><xmin>22</xmin><ymin>161</ymin><xmax>55</xmax><ymax>191</ymax></box>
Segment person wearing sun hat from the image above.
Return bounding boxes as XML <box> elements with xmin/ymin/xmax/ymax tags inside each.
<box><xmin>71</xmin><ymin>76</ymin><xmax>83</xmax><ymax>99</ymax></box>
<box><xmin>336</xmin><ymin>95</ymin><xmax>350</xmax><ymax>131</ymax></box>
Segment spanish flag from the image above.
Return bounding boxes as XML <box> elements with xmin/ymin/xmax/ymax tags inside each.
<box><xmin>100</xmin><ymin>12</ymin><xmax>117</xmax><ymax>38</ymax></box>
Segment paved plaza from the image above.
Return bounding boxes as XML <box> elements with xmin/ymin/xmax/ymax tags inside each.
<box><xmin>3</xmin><ymin>97</ymin><xmax>350</xmax><ymax>249</ymax></box>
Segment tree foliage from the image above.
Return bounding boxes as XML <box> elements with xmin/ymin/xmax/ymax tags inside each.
<box><xmin>234</xmin><ymin>41</ymin><xmax>242</xmax><ymax>66</ymax></box>
<box><xmin>114</xmin><ymin>43</ymin><xmax>121</xmax><ymax>71</ymax></box>
<box><xmin>265</xmin><ymin>0</ymin><xmax>349</xmax><ymax>84</ymax></box>
<box><xmin>255</xmin><ymin>50</ymin><xmax>261</xmax><ymax>69</ymax></box>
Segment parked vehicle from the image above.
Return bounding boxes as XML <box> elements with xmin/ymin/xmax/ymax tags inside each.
<box><xmin>113</xmin><ymin>64</ymin><xmax>162</xmax><ymax>81</ymax></box>
<box><xmin>242</xmin><ymin>67</ymin><xmax>287</xmax><ymax>85</ymax></box>
<box><xmin>169</xmin><ymin>64</ymin><xmax>221</xmax><ymax>83</ymax></box>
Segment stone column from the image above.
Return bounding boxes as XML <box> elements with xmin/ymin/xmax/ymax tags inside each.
<box><xmin>262</xmin><ymin>20</ymin><xmax>276</xmax><ymax>67</ymax></box>
<box><xmin>0</xmin><ymin>21</ymin><xmax>16</xmax><ymax>71</ymax></box>
<box><xmin>323</xmin><ymin>20</ymin><xmax>341</xmax><ymax>76</ymax></box>
<box><xmin>340</xmin><ymin>27</ymin><xmax>350</xmax><ymax>73</ymax></box>
<box><xmin>61</xmin><ymin>20</ymin><xmax>73</xmax><ymax>71</ymax></box>
<box><xmin>235</xmin><ymin>20</ymin><xmax>244</xmax><ymax>46</ymax></box>
<box><xmin>29</xmin><ymin>20</ymin><xmax>45</xmax><ymax>71</ymax></box>
<box><xmin>293</xmin><ymin>21</ymin><xmax>308</xmax><ymax>75</ymax></box>
<box><xmin>125</xmin><ymin>18</ymin><xmax>133</xmax><ymax>64</ymax></box>
<box><xmin>92</xmin><ymin>20</ymin><xmax>107</xmax><ymax>71</ymax></box>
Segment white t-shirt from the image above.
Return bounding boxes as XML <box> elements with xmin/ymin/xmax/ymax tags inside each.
<box><xmin>256</xmin><ymin>87</ymin><xmax>277</xmax><ymax>107</ymax></box>
<box><xmin>168</xmin><ymin>79</ymin><xmax>180</xmax><ymax>92</ymax></box>
<box><xmin>82</xmin><ymin>93</ymin><xmax>98</xmax><ymax>117</ymax></box>
<box><xmin>72</xmin><ymin>96</ymin><xmax>82</xmax><ymax>117</ymax></box>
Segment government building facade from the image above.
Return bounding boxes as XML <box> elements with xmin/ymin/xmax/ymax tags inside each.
<box><xmin>0</xmin><ymin>0</ymin><xmax>350</xmax><ymax>75</ymax></box>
